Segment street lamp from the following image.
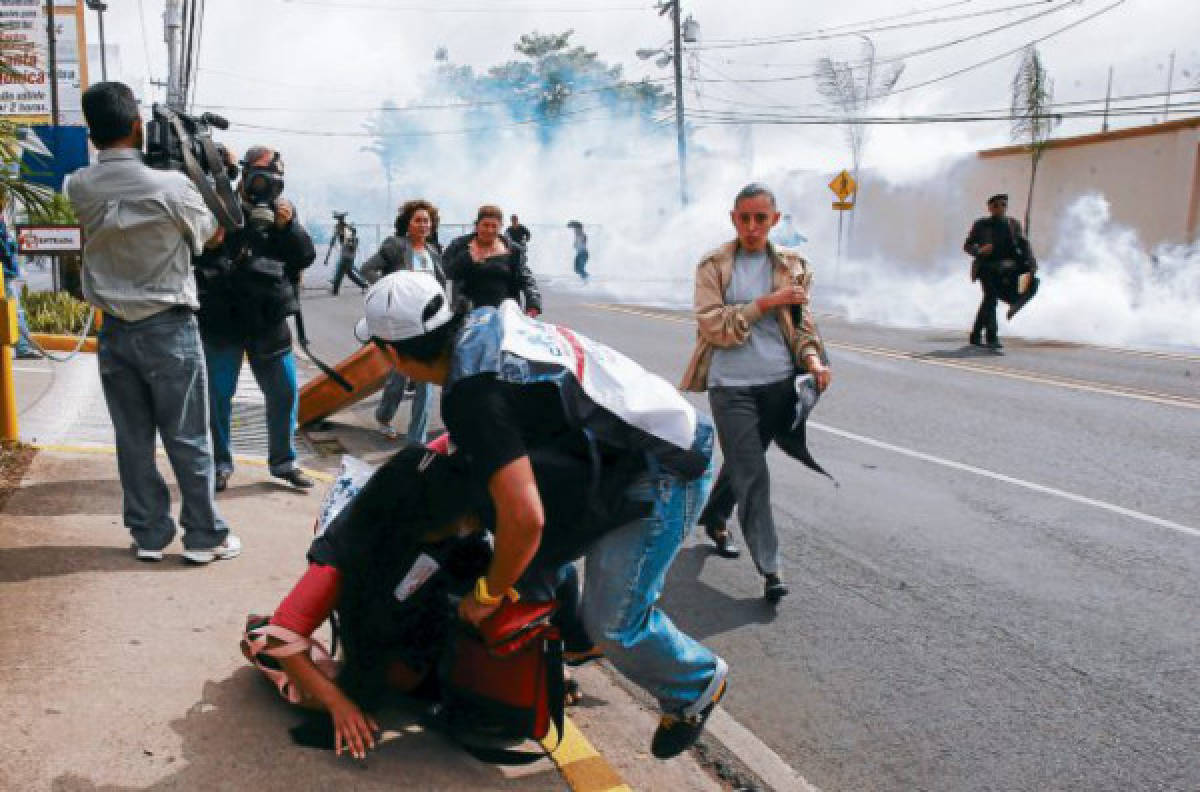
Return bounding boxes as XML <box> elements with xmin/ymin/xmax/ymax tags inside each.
<box><xmin>85</xmin><ymin>0</ymin><xmax>108</xmax><ymax>82</ymax></box>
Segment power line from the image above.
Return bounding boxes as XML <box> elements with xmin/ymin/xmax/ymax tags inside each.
<box><xmin>277</xmin><ymin>0</ymin><xmax>653</xmax><ymax>12</ymax></box>
<box><xmin>227</xmin><ymin>103</ymin><xmax>620</xmax><ymax>138</ymax></box>
<box><xmin>693</xmin><ymin>0</ymin><xmax>1061</xmax><ymax>50</ymax></box>
<box><xmin>687</xmin><ymin>0</ymin><xmax>1083</xmax><ymax>84</ymax></box>
<box><xmin>192</xmin><ymin>78</ymin><xmax>673</xmax><ymax>114</ymax></box>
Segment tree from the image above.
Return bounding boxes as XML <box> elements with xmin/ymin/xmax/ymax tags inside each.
<box><xmin>815</xmin><ymin>43</ymin><xmax>904</xmax><ymax>246</ymax></box>
<box><xmin>1010</xmin><ymin>45</ymin><xmax>1060</xmax><ymax>238</ymax></box>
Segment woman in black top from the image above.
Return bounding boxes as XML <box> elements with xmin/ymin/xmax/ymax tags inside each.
<box><xmin>443</xmin><ymin>204</ymin><xmax>542</xmax><ymax>316</ymax></box>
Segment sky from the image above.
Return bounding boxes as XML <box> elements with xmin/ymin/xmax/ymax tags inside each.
<box><xmin>74</xmin><ymin>0</ymin><xmax>1200</xmax><ymax>350</ymax></box>
<box><xmin>87</xmin><ymin>0</ymin><xmax>1200</xmax><ymax>196</ymax></box>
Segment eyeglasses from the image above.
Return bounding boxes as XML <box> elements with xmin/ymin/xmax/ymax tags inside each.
<box><xmin>736</xmin><ymin>212</ymin><xmax>772</xmax><ymax>225</ymax></box>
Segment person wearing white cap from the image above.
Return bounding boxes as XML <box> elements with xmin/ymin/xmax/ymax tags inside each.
<box><xmin>356</xmin><ymin>272</ymin><xmax>729</xmax><ymax>760</ymax></box>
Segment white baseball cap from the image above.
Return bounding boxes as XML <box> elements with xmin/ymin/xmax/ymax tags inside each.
<box><xmin>354</xmin><ymin>271</ymin><xmax>453</xmax><ymax>343</ymax></box>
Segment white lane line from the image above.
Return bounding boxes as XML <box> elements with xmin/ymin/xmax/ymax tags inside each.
<box><xmin>810</xmin><ymin>421</ymin><xmax>1200</xmax><ymax>540</ymax></box>
<box><xmin>12</xmin><ymin>366</ymin><xmax>53</xmax><ymax>374</ymax></box>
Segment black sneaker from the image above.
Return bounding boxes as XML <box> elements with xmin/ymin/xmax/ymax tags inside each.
<box><xmin>651</xmin><ymin>679</ymin><xmax>727</xmax><ymax>760</ymax></box>
<box><xmin>214</xmin><ymin>470</ymin><xmax>231</xmax><ymax>493</ymax></box>
<box><xmin>764</xmin><ymin>574</ymin><xmax>789</xmax><ymax>603</ymax></box>
<box><xmin>274</xmin><ymin>469</ymin><xmax>315</xmax><ymax>489</ymax></box>
<box><xmin>703</xmin><ymin>522</ymin><xmax>741</xmax><ymax>559</ymax></box>
<box><xmin>986</xmin><ymin>338</ymin><xmax>1004</xmax><ymax>350</ymax></box>
<box><xmin>968</xmin><ymin>334</ymin><xmax>985</xmax><ymax>347</ymax></box>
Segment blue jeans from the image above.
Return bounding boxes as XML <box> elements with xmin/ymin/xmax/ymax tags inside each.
<box><xmin>204</xmin><ymin>341</ymin><xmax>299</xmax><ymax>476</ymax></box>
<box><xmin>375</xmin><ymin>371</ymin><xmax>433</xmax><ymax>446</ymax></box>
<box><xmin>580</xmin><ymin>421</ymin><xmax>727</xmax><ymax>715</ymax></box>
<box><xmin>6</xmin><ymin>279</ymin><xmax>34</xmax><ymax>356</ymax></box>
<box><xmin>97</xmin><ymin>309</ymin><xmax>229</xmax><ymax>551</ymax></box>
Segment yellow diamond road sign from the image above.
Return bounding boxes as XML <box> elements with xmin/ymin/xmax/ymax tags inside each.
<box><xmin>828</xmin><ymin>170</ymin><xmax>857</xmax><ymax>201</ymax></box>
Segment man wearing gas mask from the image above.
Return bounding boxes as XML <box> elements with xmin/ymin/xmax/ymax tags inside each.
<box><xmin>194</xmin><ymin>145</ymin><xmax>317</xmax><ymax>493</ymax></box>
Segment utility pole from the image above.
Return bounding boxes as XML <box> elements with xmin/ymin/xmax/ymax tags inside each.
<box><xmin>669</xmin><ymin>0</ymin><xmax>688</xmax><ymax>206</ymax></box>
<box><xmin>1163</xmin><ymin>50</ymin><xmax>1175</xmax><ymax>121</ymax></box>
<box><xmin>1101</xmin><ymin>66</ymin><xmax>1113</xmax><ymax>132</ymax></box>
<box><xmin>86</xmin><ymin>1</ymin><xmax>108</xmax><ymax>82</ymax></box>
<box><xmin>46</xmin><ymin>1</ymin><xmax>59</xmax><ymax>129</ymax></box>
<box><xmin>164</xmin><ymin>0</ymin><xmax>183</xmax><ymax>110</ymax></box>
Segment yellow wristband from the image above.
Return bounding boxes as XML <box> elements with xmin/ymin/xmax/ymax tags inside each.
<box><xmin>474</xmin><ymin>577</ymin><xmax>519</xmax><ymax>606</ymax></box>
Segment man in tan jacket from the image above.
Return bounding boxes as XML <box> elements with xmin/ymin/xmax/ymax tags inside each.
<box><xmin>681</xmin><ymin>183</ymin><xmax>830</xmax><ymax>603</ymax></box>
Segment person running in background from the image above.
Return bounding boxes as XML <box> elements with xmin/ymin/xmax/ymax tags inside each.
<box><xmin>506</xmin><ymin>214</ymin><xmax>531</xmax><ymax>247</ymax></box>
<box><xmin>362</xmin><ymin>199</ymin><xmax>445</xmax><ymax>444</ymax></box>
<box><xmin>330</xmin><ymin>224</ymin><xmax>367</xmax><ymax>296</ymax></box>
<box><xmin>0</xmin><ymin>198</ymin><xmax>38</xmax><ymax>359</ymax></box>
<box><xmin>443</xmin><ymin>205</ymin><xmax>541</xmax><ymax>316</ymax></box>
<box><xmin>568</xmin><ymin>220</ymin><xmax>589</xmax><ymax>283</ymax></box>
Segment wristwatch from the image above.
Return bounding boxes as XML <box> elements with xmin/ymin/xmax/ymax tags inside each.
<box><xmin>474</xmin><ymin>576</ymin><xmax>519</xmax><ymax>606</ymax></box>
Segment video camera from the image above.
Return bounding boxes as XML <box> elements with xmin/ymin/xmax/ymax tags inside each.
<box><xmin>145</xmin><ymin>103</ymin><xmax>244</xmax><ymax>231</ymax></box>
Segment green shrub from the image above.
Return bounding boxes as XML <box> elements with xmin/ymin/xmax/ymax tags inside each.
<box><xmin>20</xmin><ymin>287</ymin><xmax>96</xmax><ymax>336</ymax></box>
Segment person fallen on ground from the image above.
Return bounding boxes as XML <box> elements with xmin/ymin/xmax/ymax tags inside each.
<box><xmin>567</xmin><ymin>220</ymin><xmax>589</xmax><ymax>284</ymax></box>
<box><xmin>356</xmin><ymin>271</ymin><xmax>728</xmax><ymax>759</ymax></box>
<box><xmin>194</xmin><ymin>145</ymin><xmax>316</xmax><ymax>493</ymax></box>
<box><xmin>330</xmin><ymin>223</ymin><xmax>367</xmax><ymax>296</ymax></box>
<box><xmin>244</xmin><ymin>443</ymin><xmax>608</xmax><ymax>759</ymax></box>
<box><xmin>443</xmin><ymin>204</ymin><xmax>541</xmax><ymax>316</ymax></box>
<box><xmin>362</xmin><ymin>199</ymin><xmax>446</xmax><ymax>444</ymax></box>
<box><xmin>65</xmin><ymin>81</ymin><xmax>240</xmax><ymax>564</ymax></box>
<box><xmin>681</xmin><ymin>183</ymin><xmax>832</xmax><ymax>604</ymax></box>
<box><xmin>963</xmin><ymin>193</ymin><xmax>1038</xmax><ymax>349</ymax></box>
<box><xmin>505</xmin><ymin>213</ymin><xmax>531</xmax><ymax>247</ymax></box>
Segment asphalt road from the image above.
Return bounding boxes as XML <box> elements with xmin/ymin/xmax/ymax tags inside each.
<box><xmin>302</xmin><ymin>286</ymin><xmax>1200</xmax><ymax>792</ymax></box>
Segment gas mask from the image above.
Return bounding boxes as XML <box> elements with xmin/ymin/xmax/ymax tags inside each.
<box><xmin>240</xmin><ymin>151</ymin><xmax>285</xmax><ymax>233</ymax></box>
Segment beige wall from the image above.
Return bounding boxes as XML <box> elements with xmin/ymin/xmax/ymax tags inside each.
<box><xmin>848</xmin><ymin>118</ymin><xmax>1200</xmax><ymax>266</ymax></box>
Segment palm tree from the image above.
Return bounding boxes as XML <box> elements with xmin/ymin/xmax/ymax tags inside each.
<box><xmin>1010</xmin><ymin>45</ymin><xmax>1060</xmax><ymax>239</ymax></box>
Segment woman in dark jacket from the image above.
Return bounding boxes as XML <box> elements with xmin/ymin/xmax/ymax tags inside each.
<box><xmin>363</xmin><ymin>199</ymin><xmax>445</xmax><ymax>443</ymax></box>
<box><xmin>443</xmin><ymin>204</ymin><xmax>542</xmax><ymax>316</ymax></box>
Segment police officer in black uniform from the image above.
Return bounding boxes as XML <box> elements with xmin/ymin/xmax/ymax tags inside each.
<box><xmin>963</xmin><ymin>193</ymin><xmax>1036</xmax><ymax>349</ymax></box>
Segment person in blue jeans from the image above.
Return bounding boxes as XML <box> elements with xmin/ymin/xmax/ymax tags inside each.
<box><xmin>66</xmin><ymin>81</ymin><xmax>239</xmax><ymax>563</ymax></box>
<box><xmin>355</xmin><ymin>272</ymin><xmax>728</xmax><ymax>759</ymax></box>
<box><xmin>361</xmin><ymin>199</ymin><xmax>445</xmax><ymax>445</ymax></box>
<box><xmin>0</xmin><ymin>210</ymin><xmax>37</xmax><ymax>359</ymax></box>
<box><xmin>194</xmin><ymin>145</ymin><xmax>316</xmax><ymax>492</ymax></box>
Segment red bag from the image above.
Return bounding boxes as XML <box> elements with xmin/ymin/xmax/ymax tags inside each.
<box><xmin>438</xmin><ymin>599</ymin><xmax>564</xmax><ymax>761</ymax></box>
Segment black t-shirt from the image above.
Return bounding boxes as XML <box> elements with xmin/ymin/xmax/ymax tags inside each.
<box><xmin>441</xmin><ymin>375</ymin><xmax>572</xmax><ymax>480</ymax></box>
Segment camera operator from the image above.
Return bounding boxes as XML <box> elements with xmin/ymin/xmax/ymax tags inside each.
<box><xmin>194</xmin><ymin>145</ymin><xmax>316</xmax><ymax>493</ymax></box>
<box><xmin>65</xmin><ymin>81</ymin><xmax>240</xmax><ymax>564</ymax></box>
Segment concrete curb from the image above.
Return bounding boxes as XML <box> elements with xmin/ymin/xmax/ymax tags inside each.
<box><xmin>30</xmin><ymin>332</ymin><xmax>97</xmax><ymax>353</ymax></box>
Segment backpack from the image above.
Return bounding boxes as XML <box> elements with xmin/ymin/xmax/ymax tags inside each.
<box><xmin>433</xmin><ymin>599</ymin><xmax>565</xmax><ymax>764</ymax></box>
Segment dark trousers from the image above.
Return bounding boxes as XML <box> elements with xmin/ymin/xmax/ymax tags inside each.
<box><xmin>699</xmin><ymin>377</ymin><xmax>797</xmax><ymax>577</ymax></box>
<box><xmin>971</xmin><ymin>272</ymin><xmax>1001</xmax><ymax>342</ymax></box>
<box><xmin>331</xmin><ymin>254</ymin><xmax>366</xmax><ymax>295</ymax></box>
<box><xmin>574</xmin><ymin>251</ymin><xmax>590</xmax><ymax>282</ymax></box>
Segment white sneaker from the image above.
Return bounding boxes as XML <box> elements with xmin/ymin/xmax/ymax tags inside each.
<box><xmin>182</xmin><ymin>534</ymin><xmax>243</xmax><ymax>564</ymax></box>
<box><xmin>130</xmin><ymin>543</ymin><xmax>163</xmax><ymax>562</ymax></box>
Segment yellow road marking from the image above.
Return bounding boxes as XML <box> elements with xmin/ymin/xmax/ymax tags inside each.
<box><xmin>581</xmin><ymin>303</ymin><xmax>1200</xmax><ymax>411</ymax></box>
<box><xmin>542</xmin><ymin>717</ymin><xmax>632</xmax><ymax>792</ymax></box>
<box><xmin>30</xmin><ymin>443</ymin><xmax>335</xmax><ymax>482</ymax></box>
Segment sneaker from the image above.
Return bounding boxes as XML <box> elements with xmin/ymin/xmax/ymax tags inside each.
<box><xmin>651</xmin><ymin>679</ymin><xmax>728</xmax><ymax>760</ymax></box>
<box><xmin>130</xmin><ymin>542</ymin><xmax>163</xmax><ymax>562</ymax></box>
<box><xmin>377</xmin><ymin>421</ymin><xmax>399</xmax><ymax>440</ymax></box>
<box><xmin>764</xmin><ymin>574</ymin><xmax>789</xmax><ymax>604</ymax></box>
<box><xmin>986</xmin><ymin>338</ymin><xmax>1004</xmax><ymax>350</ymax></box>
<box><xmin>182</xmin><ymin>534</ymin><xmax>243</xmax><ymax>565</ymax></box>
<box><xmin>274</xmin><ymin>469</ymin><xmax>315</xmax><ymax>489</ymax></box>
<box><xmin>703</xmin><ymin>521</ymin><xmax>741</xmax><ymax>559</ymax></box>
<box><xmin>968</xmin><ymin>334</ymin><xmax>985</xmax><ymax>347</ymax></box>
<box><xmin>214</xmin><ymin>470</ymin><xmax>231</xmax><ymax>493</ymax></box>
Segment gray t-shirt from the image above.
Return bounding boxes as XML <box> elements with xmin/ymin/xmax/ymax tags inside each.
<box><xmin>707</xmin><ymin>249</ymin><xmax>795</xmax><ymax>388</ymax></box>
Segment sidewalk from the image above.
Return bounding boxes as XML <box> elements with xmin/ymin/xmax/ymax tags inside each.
<box><xmin>2</xmin><ymin>354</ymin><xmax>726</xmax><ymax>790</ymax></box>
